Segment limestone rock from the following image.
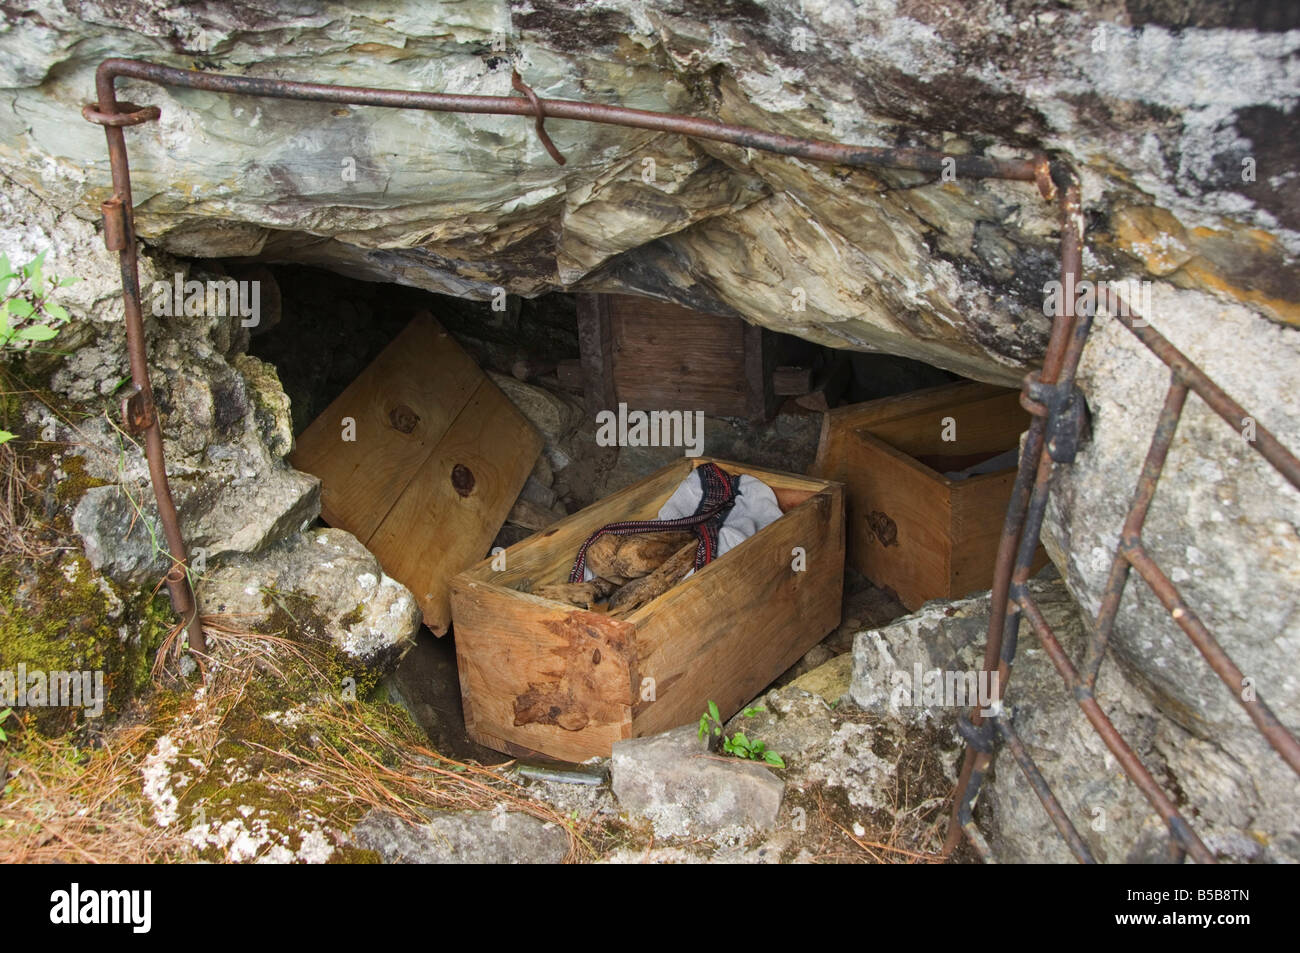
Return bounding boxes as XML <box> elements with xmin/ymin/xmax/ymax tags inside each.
<box><xmin>786</xmin><ymin>652</ymin><xmax>853</xmax><ymax>703</ymax></box>
<box><xmin>351</xmin><ymin>808</ymin><xmax>569</xmax><ymax>864</ymax></box>
<box><xmin>232</xmin><ymin>354</ymin><xmax>294</xmax><ymax>459</ymax></box>
<box><xmin>981</xmin><ymin>578</ymin><xmax>1300</xmax><ymax>864</ymax></box>
<box><xmin>610</xmin><ymin>724</ymin><xmax>784</xmax><ymax>838</ymax></box>
<box><xmin>197</xmin><ymin>528</ymin><xmax>419</xmax><ymax>672</ymax></box>
<box><xmin>487</xmin><ymin>371</ymin><xmax>578</xmax><ymax>442</ymax></box>
<box><xmin>1042</xmin><ymin>290</ymin><xmax>1300</xmax><ymax>746</ymax></box>
<box><xmin>849</xmin><ymin>590</ymin><xmax>991</xmax><ymax>721</ymax></box>
<box><xmin>850</xmin><ymin>577</ymin><xmax>1300</xmax><ymax>863</ymax></box>
<box><xmin>72</xmin><ymin>467</ymin><xmax>320</xmax><ymax>588</ymax></box>
<box><xmin>3</xmin><ymin>3</ymin><xmax>1296</xmax><ymax>383</ymax></box>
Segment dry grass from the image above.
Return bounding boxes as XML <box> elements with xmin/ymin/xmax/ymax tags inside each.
<box><xmin>778</xmin><ymin>712</ymin><xmax>962</xmax><ymax>865</ymax></box>
<box><xmin>0</xmin><ymin>607</ymin><xmax>601</xmax><ymax>864</ymax></box>
<box><xmin>0</xmin><ymin>429</ymin><xmax>60</xmax><ymax>561</ymax></box>
<box><xmin>0</xmin><ymin>374</ymin><xmax>94</xmax><ymax>561</ymax></box>
<box><xmin>256</xmin><ymin>706</ymin><xmax>596</xmax><ymax>860</ymax></box>
<box><xmin>0</xmin><ymin>723</ymin><xmax>194</xmax><ymax>864</ymax></box>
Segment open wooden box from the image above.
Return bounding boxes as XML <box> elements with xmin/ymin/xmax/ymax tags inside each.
<box><xmin>811</xmin><ymin>381</ymin><xmax>1046</xmax><ymax>611</ymax></box>
<box><xmin>450</xmin><ymin>457</ymin><xmax>844</xmax><ymax>761</ymax></box>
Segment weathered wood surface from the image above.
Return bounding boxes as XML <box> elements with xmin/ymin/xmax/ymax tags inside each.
<box><xmin>450</xmin><ymin>457</ymin><xmax>844</xmax><ymax>761</ymax></box>
<box><xmin>578</xmin><ymin>293</ymin><xmax>777</xmax><ymax>420</ymax></box>
<box><xmin>292</xmin><ymin>312</ymin><xmax>542</xmax><ymax>634</ymax></box>
<box><xmin>811</xmin><ymin>380</ymin><xmax>1044</xmax><ymax>610</ymax></box>
<box><xmin>292</xmin><ymin>315</ymin><xmax>481</xmax><ymax>542</ymax></box>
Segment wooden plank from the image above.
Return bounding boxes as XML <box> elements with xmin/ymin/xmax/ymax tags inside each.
<box><xmin>290</xmin><ymin>313</ymin><xmax>481</xmax><ymax>543</ymax></box>
<box><xmin>451</xmin><ymin>579</ymin><xmax>638</xmax><ymax>762</ymax></box>
<box><xmin>810</xmin><ymin>380</ymin><xmax>1008</xmax><ymax>479</ymax></box>
<box><xmin>742</xmin><ymin>322</ymin><xmax>778</xmax><ymax>422</ymax></box>
<box><xmin>606</xmin><ymin>294</ymin><xmax>750</xmax><ymax>416</ymax></box>
<box><xmin>576</xmin><ymin>293</ymin><xmax>616</xmax><ymax>417</ymax></box>
<box><xmin>950</xmin><ymin>469</ymin><xmax>1049</xmax><ymax>598</ymax></box>
<box><xmin>630</xmin><ymin>482</ymin><xmax>844</xmax><ymax>737</ymax></box>
<box><xmin>867</xmin><ymin>390</ymin><xmax>1028</xmax><ymax>461</ymax></box>
<box><xmin>368</xmin><ymin>378</ymin><xmax>542</xmax><ymax>634</ymax></box>
<box><xmin>838</xmin><ymin>432</ymin><xmax>952</xmax><ymax>610</ymax></box>
<box><xmin>795</xmin><ymin>352</ymin><xmax>853</xmax><ymax>412</ymax></box>
<box><xmin>773</xmin><ymin>365</ymin><xmax>814</xmax><ymax>396</ymax></box>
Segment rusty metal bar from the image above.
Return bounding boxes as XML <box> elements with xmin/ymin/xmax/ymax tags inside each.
<box><xmin>992</xmin><ymin>714</ymin><xmax>1096</xmax><ymax>863</ymax></box>
<box><xmin>85</xmin><ymin>58</ymin><xmax>1058</xmax><ymax>657</ymax></box>
<box><xmin>87</xmin><ymin>86</ymin><xmax>206</xmax><ymax>653</ymax></box>
<box><xmin>1102</xmin><ymin>288</ymin><xmax>1300</xmax><ymax>490</ymax></box>
<box><xmin>1017</xmin><ymin>592</ymin><xmax>1213</xmax><ymax>863</ymax></box>
<box><xmin>94</xmin><ymin>58</ymin><xmax>1048</xmax><ymax>184</ymax></box>
<box><xmin>942</xmin><ymin>169</ymin><xmax>1084</xmax><ymax>855</ymax></box>
<box><xmin>1123</xmin><ymin>544</ymin><xmax>1300</xmax><ymax>774</ymax></box>
<box><xmin>1083</xmin><ymin>377</ymin><xmax>1188</xmax><ymax>686</ymax></box>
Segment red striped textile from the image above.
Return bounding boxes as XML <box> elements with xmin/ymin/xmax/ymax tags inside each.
<box><xmin>567</xmin><ymin>462</ymin><xmax>741</xmax><ymax>584</ymax></box>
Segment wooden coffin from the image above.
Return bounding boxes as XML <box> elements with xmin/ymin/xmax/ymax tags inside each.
<box><xmin>811</xmin><ymin>380</ymin><xmax>1047</xmax><ymax>611</ymax></box>
<box><xmin>449</xmin><ymin>457</ymin><xmax>844</xmax><ymax>761</ymax></box>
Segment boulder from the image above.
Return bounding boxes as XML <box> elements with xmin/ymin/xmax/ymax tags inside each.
<box><xmin>487</xmin><ymin>371</ymin><xmax>579</xmax><ymax>443</ymax></box>
<box><xmin>197</xmin><ymin>528</ymin><xmax>419</xmax><ymax>672</ymax></box>
<box><xmin>849</xmin><ymin>588</ymin><xmax>991</xmax><ymax>721</ymax></box>
<box><xmin>73</xmin><ymin>467</ymin><xmax>319</xmax><ymax>588</ymax></box>
<box><xmin>351</xmin><ymin>807</ymin><xmax>569</xmax><ymax>864</ymax></box>
<box><xmin>610</xmin><ymin>724</ymin><xmax>784</xmax><ymax>838</ymax></box>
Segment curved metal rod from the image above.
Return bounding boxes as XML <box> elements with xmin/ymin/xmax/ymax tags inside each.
<box><xmin>94</xmin><ymin>58</ymin><xmax>1050</xmax><ymax>185</ymax></box>
<box><xmin>86</xmin><ymin>57</ymin><xmax>1062</xmax><ymax>658</ymax></box>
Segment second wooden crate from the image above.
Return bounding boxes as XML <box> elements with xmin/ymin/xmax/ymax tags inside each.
<box><xmin>576</xmin><ymin>293</ymin><xmax>777</xmax><ymax>421</ymax></box>
<box><xmin>811</xmin><ymin>381</ymin><xmax>1046</xmax><ymax>610</ymax></box>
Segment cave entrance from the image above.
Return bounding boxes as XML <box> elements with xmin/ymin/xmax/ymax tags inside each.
<box><xmin>231</xmin><ymin>261</ymin><xmax>980</xmax><ymax>762</ymax></box>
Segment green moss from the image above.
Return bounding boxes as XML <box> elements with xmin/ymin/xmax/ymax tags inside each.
<box><xmin>53</xmin><ymin>454</ymin><xmax>109</xmax><ymax>506</ymax></box>
<box><xmin>0</xmin><ymin>554</ymin><xmax>170</xmax><ymax>733</ymax></box>
<box><xmin>162</xmin><ymin>677</ymin><xmax>428</xmax><ymax>862</ymax></box>
<box><xmin>251</xmin><ymin>593</ymin><xmax>385</xmax><ymax>701</ymax></box>
<box><xmin>337</xmin><ymin>602</ymin><xmax>365</xmax><ymax>629</ymax></box>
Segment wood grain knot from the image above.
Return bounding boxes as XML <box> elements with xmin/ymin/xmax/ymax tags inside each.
<box><xmin>451</xmin><ymin>463</ymin><xmax>476</xmax><ymax>497</ymax></box>
<box><xmin>867</xmin><ymin>510</ymin><xmax>898</xmax><ymax>547</ymax></box>
<box><xmin>388</xmin><ymin>403</ymin><xmax>420</xmax><ymax>434</ymax></box>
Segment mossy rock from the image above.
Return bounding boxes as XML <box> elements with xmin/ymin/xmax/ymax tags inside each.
<box><xmin>0</xmin><ymin>553</ymin><xmax>172</xmax><ymax>733</ymax></box>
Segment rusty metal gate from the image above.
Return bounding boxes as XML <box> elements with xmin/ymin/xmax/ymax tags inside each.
<box><xmin>83</xmin><ymin>58</ymin><xmax>1300</xmax><ymax>862</ymax></box>
<box><xmin>943</xmin><ymin>285</ymin><xmax>1300</xmax><ymax>864</ymax></box>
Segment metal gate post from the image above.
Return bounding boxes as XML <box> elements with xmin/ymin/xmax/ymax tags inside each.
<box><xmin>82</xmin><ymin>57</ymin><xmax>1057</xmax><ymax>655</ymax></box>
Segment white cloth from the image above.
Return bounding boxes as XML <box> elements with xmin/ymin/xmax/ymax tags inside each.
<box><xmin>657</xmin><ymin>472</ymin><xmax>783</xmax><ymax>560</ymax></box>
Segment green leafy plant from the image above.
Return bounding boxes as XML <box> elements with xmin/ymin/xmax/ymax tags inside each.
<box><xmin>698</xmin><ymin>700</ymin><xmax>785</xmax><ymax>768</ymax></box>
<box><xmin>0</xmin><ymin>251</ymin><xmax>78</xmax><ymax>446</ymax></box>
<box><xmin>1</xmin><ymin>251</ymin><xmax>77</xmax><ymax>356</ymax></box>
<box><xmin>0</xmin><ymin>707</ymin><xmax>14</xmax><ymax>743</ymax></box>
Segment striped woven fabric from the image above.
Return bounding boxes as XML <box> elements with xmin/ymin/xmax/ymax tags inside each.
<box><xmin>567</xmin><ymin>462</ymin><xmax>741</xmax><ymax>583</ymax></box>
